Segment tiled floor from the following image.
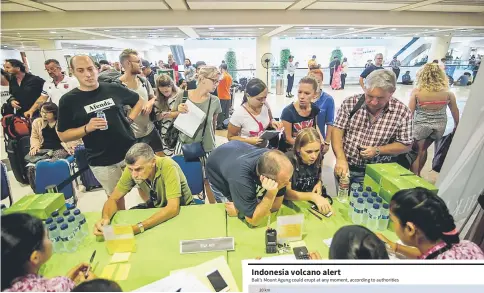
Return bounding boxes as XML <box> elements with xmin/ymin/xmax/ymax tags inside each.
<box><xmin>1</xmin><ymin>84</ymin><xmax>471</xmax><ymax>211</ymax></box>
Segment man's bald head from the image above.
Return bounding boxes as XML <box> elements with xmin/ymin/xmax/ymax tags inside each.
<box><xmin>257</xmin><ymin>150</ymin><xmax>294</xmax><ymax>187</ymax></box>
<box><xmin>70</xmin><ymin>55</ymin><xmax>96</xmax><ymax>70</ymax></box>
<box><xmin>70</xmin><ymin>55</ymin><xmax>99</xmax><ymax>90</ymax></box>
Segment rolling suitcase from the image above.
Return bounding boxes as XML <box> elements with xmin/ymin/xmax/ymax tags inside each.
<box><xmin>74</xmin><ymin>145</ymin><xmax>102</xmax><ymax>191</ymax></box>
<box><xmin>1</xmin><ymin>162</ymin><xmax>13</xmax><ymax>207</ymax></box>
<box><xmin>6</xmin><ymin>136</ymin><xmax>30</xmax><ymax>184</ymax></box>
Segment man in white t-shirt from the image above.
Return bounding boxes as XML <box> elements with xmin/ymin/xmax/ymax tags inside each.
<box><xmin>23</xmin><ymin>59</ymin><xmax>79</xmax><ymax>118</ymax></box>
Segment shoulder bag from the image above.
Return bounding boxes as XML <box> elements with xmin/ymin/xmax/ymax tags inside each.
<box><xmin>163</xmin><ymin>91</ymin><xmax>188</xmax><ymax>149</ymax></box>
<box><xmin>181</xmin><ymin>95</ymin><xmax>212</xmax><ymax>162</ymax></box>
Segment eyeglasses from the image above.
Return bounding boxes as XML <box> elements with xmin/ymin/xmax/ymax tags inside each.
<box><xmin>208</xmin><ymin>78</ymin><xmax>220</xmax><ymax>85</ymax></box>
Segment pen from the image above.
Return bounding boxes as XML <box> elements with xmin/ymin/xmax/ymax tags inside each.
<box><xmin>308</xmin><ymin>208</ymin><xmax>322</xmax><ymax>220</ymax></box>
<box><xmin>85</xmin><ymin>250</ymin><xmax>96</xmax><ymax>278</ymax></box>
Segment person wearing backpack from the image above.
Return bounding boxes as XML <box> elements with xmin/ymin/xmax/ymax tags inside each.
<box><xmin>332</xmin><ymin>69</ymin><xmax>413</xmax><ymax>187</ymax></box>
<box><xmin>117</xmin><ymin>49</ymin><xmax>163</xmax><ymax>157</ymax></box>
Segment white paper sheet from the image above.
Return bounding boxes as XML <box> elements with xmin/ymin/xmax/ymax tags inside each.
<box><xmin>134</xmin><ymin>271</ymin><xmax>211</xmax><ymax>292</ymax></box>
<box><xmin>173</xmin><ymin>100</ymin><xmax>206</xmax><ymax>138</ymax></box>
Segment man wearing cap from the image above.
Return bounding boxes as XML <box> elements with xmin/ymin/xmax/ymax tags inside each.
<box><xmin>141</xmin><ymin>60</ymin><xmax>156</xmax><ymax>88</ymax></box>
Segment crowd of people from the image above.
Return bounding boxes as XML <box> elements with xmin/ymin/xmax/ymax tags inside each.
<box><xmin>1</xmin><ymin>49</ymin><xmax>482</xmax><ymax>292</ymax></box>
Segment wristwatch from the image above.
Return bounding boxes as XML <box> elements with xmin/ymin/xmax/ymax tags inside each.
<box><xmin>375</xmin><ymin>147</ymin><xmax>381</xmax><ymax>157</ymax></box>
<box><xmin>137</xmin><ymin>222</ymin><xmax>145</xmax><ymax>233</ymax></box>
<box><xmin>127</xmin><ymin>117</ymin><xmax>134</xmax><ymax>124</ymax></box>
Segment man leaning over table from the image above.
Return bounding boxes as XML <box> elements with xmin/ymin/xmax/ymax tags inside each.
<box><xmin>332</xmin><ymin>69</ymin><xmax>413</xmax><ymax>186</ymax></box>
<box><xmin>206</xmin><ymin>141</ymin><xmax>294</xmax><ymax>227</ymax></box>
<box><xmin>93</xmin><ymin>143</ymin><xmax>193</xmax><ymax>236</ymax></box>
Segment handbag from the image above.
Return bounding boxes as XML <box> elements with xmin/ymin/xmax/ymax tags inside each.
<box><xmin>24</xmin><ymin>149</ymin><xmax>53</xmax><ymax>164</ymax></box>
<box><xmin>164</xmin><ymin>91</ymin><xmax>188</xmax><ymax>149</ymax></box>
<box><xmin>181</xmin><ymin>95</ymin><xmax>212</xmax><ymax>162</ymax></box>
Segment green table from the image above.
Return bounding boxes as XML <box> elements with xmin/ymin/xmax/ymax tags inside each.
<box><xmin>226</xmin><ymin>200</ymin><xmax>399</xmax><ymax>289</ymax></box>
<box><xmin>42</xmin><ymin>201</ymin><xmax>398</xmax><ymax>291</ymax></box>
<box><xmin>42</xmin><ymin>204</ymin><xmax>228</xmax><ymax>291</ymax></box>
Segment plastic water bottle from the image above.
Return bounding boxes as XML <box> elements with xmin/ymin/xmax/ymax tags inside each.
<box><xmin>337</xmin><ymin>175</ymin><xmax>350</xmax><ymax>203</ymax></box>
<box><xmin>379</xmin><ymin>203</ymin><xmax>390</xmax><ymax>231</ymax></box>
<box><xmin>352</xmin><ymin>198</ymin><xmax>365</xmax><ymax>224</ymax></box>
<box><xmin>63</xmin><ymin>210</ymin><xmax>70</xmax><ymax>218</ymax></box>
<box><xmin>368</xmin><ymin>203</ymin><xmax>381</xmax><ymax>230</ymax></box>
<box><xmin>363</xmin><ymin>197</ymin><xmax>374</xmax><ymax>225</ymax></box>
<box><xmin>375</xmin><ymin>197</ymin><xmax>383</xmax><ymax>205</ymax></box>
<box><xmin>74</xmin><ymin>209</ymin><xmax>88</xmax><ymax>238</ymax></box>
<box><xmin>366</xmin><ymin>186</ymin><xmax>372</xmax><ymax>193</ymax></box>
<box><xmin>59</xmin><ymin>224</ymin><xmax>74</xmax><ymax>253</ymax></box>
<box><xmin>350</xmin><ymin>183</ymin><xmax>361</xmax><ymax>193</ymax></box>
<box><xmin>56</xmin><ymin>217</ymin><xmax>64</xmax><ymax>226</ymax></box>
<box><xmin>49</xmin><ymin>224</ymin><xmax>65</xmax><ymax>253</ymax></box>
<box><xmin>97</xmin><ymin>111</ymin><xmax>108</xmax><ymax>130</ymax></box>
<box><xmin>357</xmin><ymin>187</ymin><xmax>363</xmax><ymax>196</ymax></box>
<box><xmin>51</xmin><ymin>210</ymin><xmax>59</xmax><ymax>218</ymax></box>
<box><xmin>67</xmin><ymin>216</ymin><xmax>81</xmax><ymax>248</ymax></box>
<box><xmin>44</xmin><ymin>217</ymin><xmax>53</xmax><ymax>232</ymax></box>
<box><xmin>348</xmin><ymin>192</ymin><xmax>359</xmax><ymax>219</ymax></box>
<box><xmin>371</xmin><ymin>192</ymin><xmax>378</xmax><ymax>201</ymax></box>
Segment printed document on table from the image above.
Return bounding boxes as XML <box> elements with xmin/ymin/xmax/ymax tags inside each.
<box><xmin>174</xmin><ymin>100</ymin><xmax>206</xmax><ymax>138</ymax></box>
<box><xmin>133</xmin><ymin>271</ymin><xmax>210</xmax><ymax>292</ymax></box>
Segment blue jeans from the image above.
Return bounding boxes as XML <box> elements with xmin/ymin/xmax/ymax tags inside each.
<box><xmin>209</xmin><ymin>181</ymin><xmax>230</xmax><ymax>203</ymax></box>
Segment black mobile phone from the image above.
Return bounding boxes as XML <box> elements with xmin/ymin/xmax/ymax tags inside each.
<box><xmin>207</xmin><ymin>270</ymin><xmax>229</xmax><ymax>292</ymax></box>
<box><xmin>266</xmin><ymin>228</ymin><xmax>277</xmax><ymax>254</ymax></box>
<box><xmin>293</xmin><ymin>246</ymin><xmax>310</xmax><ymax>260</ymax></box>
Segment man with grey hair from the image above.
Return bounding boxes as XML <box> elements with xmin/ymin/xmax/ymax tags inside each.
<box><xmin>93</xmin><ymin>143</ymin><xmax>193</xmax><ymax>236</ymax></box>
<box><xmin>359</xmin><ymin>53</ymin><xmax>384</xmax><ymax>89</ymax></box>
<box><xmin>332</xmin><ymin>69</ymin><xmax>413</xmax><ymax>187</ymax></box>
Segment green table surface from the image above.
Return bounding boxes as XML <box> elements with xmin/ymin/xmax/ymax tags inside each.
<box><xmin>226</xmin><ymin>200</ymin><xmax>399</xmax><ymax>289</ymax></box>
<box><xmin>42</xmin><ymin>201</ymin><xmax>398</xmax><ymax>291</ymax></box>
<box><xmin>42</xmin><ymin>204</ymin><xmax>227</xmax><ymax>292</ymax></box>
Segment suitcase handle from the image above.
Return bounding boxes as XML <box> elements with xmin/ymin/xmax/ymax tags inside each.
<box><xmin>45</xmin><ymin>166</ymin><xmax>89</xmax><ymax>193</ymax></box>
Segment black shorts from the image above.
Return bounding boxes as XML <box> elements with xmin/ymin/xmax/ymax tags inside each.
<box><xmin>136</xmin><ymin>129</ymin><xmax>163</xmax><ymax>152</ymax></box>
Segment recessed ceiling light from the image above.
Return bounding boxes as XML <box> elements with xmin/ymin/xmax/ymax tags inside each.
<box><xmin>283</xmin><ymin>34</ymin><xmax>288</xmax><ymax>37</ymax></box>
<box><xmin>157</xmin><ymin>28</ymin><xmax>164</xmax><ymax>31</ymax></box>
<box><xmin>352</xmin><ymin>34</ymin><xmax>357</xmax><ymax>37</ymax></box>
<box><xmin>433</xmin><ymin>28</ymin><xmax>439</xmax><ymax>31</ymax></box>
<box><xmin>104</xmin><ymin>29</ymin><xmax>110</xmax><ymax>32</ymax></box>
<box><xmin>348</xmin><ymin>28</ymin><xmax>355</xmax><ymax>30</ymax></box>
<box><xmin>258</xmin><ymin>28</ymin><xmax>264</xmax><ymax>30</ymax></box>
<box><xmin>390</xmin><ymin>28</ymin><xmax>397</xmax><ymax>31</ymax></box>
<box><xmin>131</xmin><ymin>36</ymin><xmax>136</xmax><ymax>38</ymax></box>
<box><xmin>3</xmin><ymin>45</ymin><xmax>7</xmax><ymax>48</ymax></box>
<box><xmin>50</xmin><ymin>31</ymin><xmax>56</xmax><ymax>34</ymax></box>
<box><xmin>321</xmin><ymin>33</ymin><xmax>325</xmax><ymax>36</ymax></box>
<box><xmin>174</xmin><ymin>35</ymin><xmax>178</xmax><ymax>37</ymax></box>
<box><xmin>209</xmin><ymin>27</ymin><xmax>215</xmax><ymax>30</ymax></box>
<box><xmin>304</xmin><ymin>27</ymin><xmax>310</xmax><ymax>30</ymax></box>
<box><xmin>444</xmin><ymin>34</ymin><xmax>450</xmax><ymax>36</ymax></box>
<box><xmin>74</xmin><ymin>44</ymin><xmax>77</xmax><ymax>46</ymax></box>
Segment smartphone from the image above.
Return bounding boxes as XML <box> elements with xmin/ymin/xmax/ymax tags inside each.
<box><xmin>206</xmin><ymin>270</ymin><xmax>229</xmax><ymax>292</ymax></box>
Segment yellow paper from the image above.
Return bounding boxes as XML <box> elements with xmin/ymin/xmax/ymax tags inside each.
<box><xmin>289</xmin><ymin>240</ymin><xmax>307</xmax><ymax>250</ymax></box>
<box><xmin>100</xmin><ymin>264</ymin><xmax>117</xmax><ymax>279</ymax></box>
<box><xmin>110</xmin><ymin>252</ymin><xmax>131</xmax><ymax>264</ymax></box>
<box><xmin>279</xmin><ymin>223</ymin><xmax>302</xmax><ymax>238</ymax></box>
<box><xmin>115</xmin><ymin>264</ymin><xmax>131</xmax><ymax>281</ymax></box>
<box><xmin>113</xmin><ymin>225</ymin><xmax>133</xmax><ymax>235</ymax></box>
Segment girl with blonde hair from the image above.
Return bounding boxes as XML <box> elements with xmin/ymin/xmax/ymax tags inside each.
<box><xmin>285</xmin><ymin>128</ymin><xmax>333</xmax><ymax>216</ymax></box>
<box><xmin>174</xmin><ymin>66</ymin><xmax>222</xmax><ymax>161</ymax></box>
<box><xmin>409</xmin><ymin>63</ymin><xmax>459</xmax><ymax>175</ymax></box>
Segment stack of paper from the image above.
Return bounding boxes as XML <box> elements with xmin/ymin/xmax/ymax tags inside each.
<box><xmin>173</xmin><ymin>100</ymin><xmax>206</xmax><ymax>138</ymax></box>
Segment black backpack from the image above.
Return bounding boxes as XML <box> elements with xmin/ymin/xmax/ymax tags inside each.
<box><xmin>163</xmin><ymin>91</ymin><xmax>188</xmax><ymax>149</ymax></box>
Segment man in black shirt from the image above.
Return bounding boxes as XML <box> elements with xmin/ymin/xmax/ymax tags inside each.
<box><xmin>57</xmin><ymin>55</ymin><xmax>143</xmax><ymax>210</ymax></box>
<box><xmin>359</xmin><ymin>53</ymin><xmax>384</xmax><ymax>89</ymax></box>
<box><xmin>141</xmin><ymin>59</ymin><xmax>156</xmax><ymax>88</ymax></box>
<box><xmin>206</xmin><ymin>141</ymin><xmax>294</xmax><ymax>227</ymax></box>
<box><xmin>329</xmin><ymin>56</ymin><xmax>340</xmax><ymax>86</ymax></box>
<box><xmin>4</xmin><ymin>59</ymin><xmax>45</xmax><ymax>117</ymax></box>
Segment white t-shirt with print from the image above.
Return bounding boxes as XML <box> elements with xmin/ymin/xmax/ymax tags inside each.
<box><xmin>42</xmin><ymin>75</ymin><xmax>79</xmax><ymax>105</ymax></box>
<box><xmin>230</xmin><ymin>104</ymin><xmax>271</xmax><ymax>138</ymax></box>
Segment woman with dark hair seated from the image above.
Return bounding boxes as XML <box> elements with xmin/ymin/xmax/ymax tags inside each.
<box><xmin>1</xmin><ymin>213</ymin><xmax>95</xmax><ymax>292</ymax></box>
<box><xmin>285</xmin><ymin>128</ymin><xmax>333</xmax><ymax>216</ymax></box>
<box><xmin>330</xmin><ymin>225</ymin><xmax>389</xmax><ymax>259</ymax></box>
<box><xmin>72</xmin><ymin>279</ymin><xmax>122</xmax><ymax>292</ymax></box>
<box><xmin>378</xmin><ymin>187</ymin><xmax>484</xmax><ymax>259</ymax></box>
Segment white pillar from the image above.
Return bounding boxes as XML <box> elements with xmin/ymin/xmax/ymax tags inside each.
<box><xmin>256</xmin><ymin>36</ymin><xmax>272</xmax><ymax>89</ymax></box>
<box><xmin>436</xmin><ymin>67</ymin><xmax>484</xmax><ymax>229</ymax></box>
<box><xmin>428</xmin><ymin>36</ymin><xmax>452</xmax><ymax>62</ymax></box>
<box><xmin>459</xmin><ymin>46</ymin><xmax>472</xmax><ymax>61</ymax></box>
<box><xmin>24</xmin><ymin>40</ymin><xmax>67</xmax><ymax>80</ymax></box>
